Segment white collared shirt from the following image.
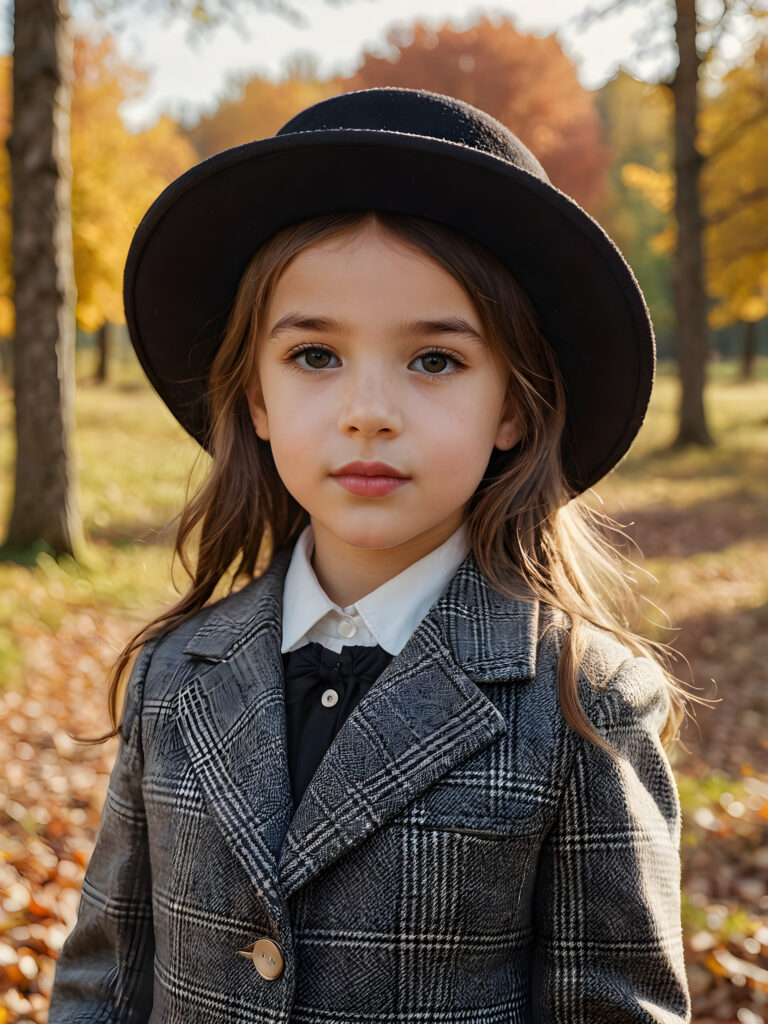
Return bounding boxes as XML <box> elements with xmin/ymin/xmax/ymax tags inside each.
<box><xmin>281</xmin><ymin>523</ymin><xmax>472</xmax><ymax>656</ymax></box>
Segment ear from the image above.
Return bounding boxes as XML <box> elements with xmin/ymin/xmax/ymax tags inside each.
<box><xmin>245</xmin><ymin>378</ymin><xmax>270</xmax><ymax>442</ymax></box>
<box><xmin>494</xmin><ymin>400</ymin><xmax>522</xmax><ymax>452</ymax></box>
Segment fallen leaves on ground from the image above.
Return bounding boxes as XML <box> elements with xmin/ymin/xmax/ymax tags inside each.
<box><xmin>1</xmin><ymin>608</ymin><xmax>132</xmax><ymax>1022</ymax></box>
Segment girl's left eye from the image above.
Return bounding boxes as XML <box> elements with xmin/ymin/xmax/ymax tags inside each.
<box><xmin>411</xmin><ymin>350</ymin><xmax>466</xmax><ymax>374</ymax></box>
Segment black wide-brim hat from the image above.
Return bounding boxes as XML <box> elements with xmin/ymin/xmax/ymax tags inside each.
<box><xmin>123</xmin><ymin>86</ymin><xmax>655</xmax><ymax>493</ymax></box>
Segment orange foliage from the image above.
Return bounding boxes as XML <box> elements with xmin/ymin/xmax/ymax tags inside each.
<box><xmin>186</xmin><ymin>69</ymin><xmax>341</xmax><ymax>158</ymax></box>
<box><xmin>70</xmin><ymin>34</ymin><xmax>198</xmax><ymax>331</ymax></box>
<box><xmin>343</xmin><ymin>17</ymin><xmax>613</xmax><ymax>206</ymax></box>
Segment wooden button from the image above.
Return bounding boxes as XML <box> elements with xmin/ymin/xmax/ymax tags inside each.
<box><xmin>237</xmin><ymin>937</ymin><xmax>284</xmax><ymax>979</ymax></box>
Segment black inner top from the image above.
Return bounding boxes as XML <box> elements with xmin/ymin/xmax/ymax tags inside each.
<box><xmin>282</xmin><ymin>641</ymin><xmax>394</xmax><ymax>810</ymax></box>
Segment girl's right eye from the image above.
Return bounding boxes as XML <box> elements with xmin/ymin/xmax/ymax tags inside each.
<box><xmin>288</xmin><ymin>345</ymin><xmax>339</xmax><ymax>373</ymax></box>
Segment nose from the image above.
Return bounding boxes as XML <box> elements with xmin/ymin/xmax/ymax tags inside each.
<box><xmin>337</xmin><ymin>364</ymin><xmax>403</xmax><ymax>438</ymax></box>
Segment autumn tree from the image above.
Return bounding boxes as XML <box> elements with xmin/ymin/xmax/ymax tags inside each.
<box><xmin>343</xmin><ymin>17</ymin><xmax>612</xmax><ymax>207</ymax></box>
<box><xmin>621</xmin><ymin>36</ymin><xmax>768</xmax><ymax>379</ymax></box>
<box><xmin>0</xmin><ymin>57</ymin><xmax>12</xmax><ymax>349</ymax></box>
<box><xmin>187</xmin><ymin>54</ymin><xmax>340</xmax><ymax>158</ymax></box>
<box><xmin>670</xmin><ymin>0</ymin><xmax>712</xmax><ymax>444</ymax></box>
<box><xmin>572</xmin><ymin>0</ymin><xmax>768</xmax><ymax>447</ymax></box>
<box><xmin>0</xmin><ymin>36</ymin><xmax>195</xmax><ymax>384</ymax></box>
<box><xmin>4</xmin><ymin>0</ymin><xmax>346</xmax><ymax>559</ymax></box>
<box><xmin>70</xmin><ymin>33</ymin><xmax>197</xmax><ymax>373</ymax></box>
<box><xmin>700</xmin><ymin>37</ymin><xmax>768</xmax><ymax>376</ymax></box>
<box><xmin>6</xmin><ymin>0</ymin><xmax>81</xmax><ymax>557</ymax></box>
<box><xmin>591</xmin><ymin>71</ymin><xmax>675</xmax><ymax>350</ymax></box>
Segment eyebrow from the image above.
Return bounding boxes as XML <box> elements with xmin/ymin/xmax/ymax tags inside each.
<box><xmin>266</xmin><ymin>312</ymin><xmax>485</xmax><ymax>344</ymax></box>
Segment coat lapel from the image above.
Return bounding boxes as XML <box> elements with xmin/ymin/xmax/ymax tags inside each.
<box><xmin>170</xmin><ymin>552</ymin><xmax>288</xmax><ymax>933</ymax></box>
<box><xmin>277</xmin><ymin>611</ymin><xmax>510</xmax><ymax>899</ymax></box>
<box><xmin>175</xmin><ymin>540</ymin><xmax>540</xmax><ymax>914</ymax></box>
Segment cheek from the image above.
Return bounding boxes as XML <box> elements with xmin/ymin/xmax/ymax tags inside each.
<box><xmin>429</xmin><ymin>403</ymin><xmax>499</xmax><ymax>458</ymax></box>
<box><xmin>420</xmin><ymin>420</ymin><xmax>497</xmax><ymax>495</ymax></box>
<box><xmin>264</xmin><ymin>403</ymin><xmax>328</xmax><ymax>487</ymax></box>
<box><xmin>269</xmin><ymin>430</ymin><xmax>314</xmax><ymax>477</ymax></box>
<box><xmin>262</xmin><ymin>384</ymin><xmax>320</xmax><ymax>444</ymax></box>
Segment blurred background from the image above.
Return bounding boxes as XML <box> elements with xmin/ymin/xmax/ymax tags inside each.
<box><xmin>0</xmin><ymin>0</ymin><xmax>767</xmax><ymax>1020</ymax></box>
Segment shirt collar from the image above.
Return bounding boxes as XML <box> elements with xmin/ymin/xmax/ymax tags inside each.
<box><xmin>281</xmin><ymin>522</ymin><xmax>472</xmax><ymax>656</ymax></box>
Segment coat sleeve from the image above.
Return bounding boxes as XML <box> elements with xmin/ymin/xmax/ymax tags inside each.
<box><xmin>528</xmin><ymin>655</ymin><xmax>692</xmax><ymax>1024</ymax></box>
<box><xmin>48</xmin><ymin>637</ymin><xmax>160</xmax><ymax>1023</ymax></box>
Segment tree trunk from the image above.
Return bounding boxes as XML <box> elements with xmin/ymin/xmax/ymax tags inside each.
<box><xmin>670</xmin><ymin>0</ymin><xmax>713</xmax><ymax>447</ymax></box>
<box><xmin>4</xmin><ymin>0</ymin><xmax>83</xmax><ymax>556</ymax></box>
<box><xmin>95</xmin><ymin>321</ymin><xmax>109</xmax><ymax>383</ymax></box>
<box><xmin>741</xmin><ymin>320</ymin><xmax>756</xmax><ymax>381</ymax></box>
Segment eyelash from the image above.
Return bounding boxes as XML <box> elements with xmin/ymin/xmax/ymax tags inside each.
<box><xmin>285</xmin><ymin>344</ymin><xmax>467</xmax><ymax>378</ymax></box>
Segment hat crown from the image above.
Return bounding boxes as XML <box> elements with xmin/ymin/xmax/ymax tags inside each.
<box><xmin>276</xmin><ymin>87</ymin><xmax>551</xmax><ymax>184</ymax></box>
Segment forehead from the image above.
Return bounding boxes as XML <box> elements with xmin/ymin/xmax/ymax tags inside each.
<box><xmin>267</xmin><ymin>223</ymin><xmax>479</xmax><ymax>317</ymax></box>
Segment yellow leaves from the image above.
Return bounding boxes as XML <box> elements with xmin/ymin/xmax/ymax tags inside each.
<box><xmin>188</xmin><ymin>73</ymin><xmax>340</xmax><ymax>157</ymax></box>
<box><xmin>190</xmin><ymin>2</ymin><xmax>212</xmax><ymax>25</ymax></box>
<box><xmin>741</xmin><ymin>296</ymin><xmax>768</xmax><ymax>322</ymax></box>
<box><xmin>0</xmin><ymin>297</ymin><xmax>13</xmax><ymax>340</ymax></box>
<box><xmin>706</xmin><ymin>255</ymin><xmax>768</xmax><ymax>329</ymax></box>
<box><xmin>701</xmin><ymin>39</ymin><xmax>768</xmax><ymax>329</ymax></box>
<box><xmin>621</xmin><ymin>36</ymin><xmax>768</xmax><ymax>331</ymax></box>
<box><xmin>600</xmin><ymin>70</ymin><xmax>673</xmax><ymax>157</ymax></box>
<box><xmin>621</xmin><ymin>162</ymin><xmax>675</xmax><ymax>214</ymax></box>
<box><xmin>0</xmin><ymin>34</ymin><xmax>198</xmax><ymax>336</ymax></box>
<box><xmin>619</xmin><ymin>163</ymin><xmax>676</xmax><ymax>255</ymax></box>
<box><xmin>649</xmin><ymin>223</ymin><xmax>676</xmax><ymax>256</ymax></box>
<box><xmin>0</xmin><ymin>56</ymin><xmax>12</xmax><ymax>337</ymax></box>
<box><xmin>70</xmin><ymin>35</ymin><xmax>198</xmax><ymax>332</ymax></box>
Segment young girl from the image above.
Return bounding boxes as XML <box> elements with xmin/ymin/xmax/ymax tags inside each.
<box><xmin>49</xmin><ymin>87</ymin><xmax>697</xmax><ymax>1023</ymax></box>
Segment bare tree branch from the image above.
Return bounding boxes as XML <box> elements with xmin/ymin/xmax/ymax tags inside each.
<box><xmin>705</xmin><ymin>185</ymin><xmax>768</xmax><ymax>224</ymax></box>
<box><xmin>566</xmin><ymin>0</ymin><xmax>644</xmax><ymax>33</ymax></box>
<box><xmin>79</xmin><ymin>0</ymin><xmax>321</xmax><ymax>33</ymax></box>
<box><xmin>703</xmin><ymin>101</ymin><xmax>768</xmax><ymax>160</ymax></box>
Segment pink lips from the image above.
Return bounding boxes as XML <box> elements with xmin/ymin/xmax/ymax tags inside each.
<box><xmin>331</xmin><ymin>460</ymin><xmax>411</xmax><ymax>497</ymax></box>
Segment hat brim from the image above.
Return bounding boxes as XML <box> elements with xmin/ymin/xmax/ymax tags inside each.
<box><xmin>123</xmin><ymin>129</ymin><xmax>655</xmax><ymax>493</ymax></box>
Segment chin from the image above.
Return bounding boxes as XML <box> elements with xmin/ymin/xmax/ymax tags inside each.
<box><xmin>314</xmin><ymin>516</ymin><xmax>418</xmax><ymax>551</ymax></box>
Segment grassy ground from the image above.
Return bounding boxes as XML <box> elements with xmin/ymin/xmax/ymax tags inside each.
<box><xmin>1</xmin><ymin>353</ymin><xmax>767</xmax><ymax>1021</ymax></box>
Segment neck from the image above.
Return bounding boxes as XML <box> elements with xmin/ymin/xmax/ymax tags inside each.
<box><xmin>309</xmin><ymin>516</ymin><xmax>465</xmax><ymax>608</ymax></box>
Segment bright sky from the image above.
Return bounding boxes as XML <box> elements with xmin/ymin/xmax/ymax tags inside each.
<box><xmin>2</xmin><ymin>0</ymin><xmax>764</xmax><ymax>131</ymax></box>
<box><xmin>89</xmin><ymin>0</ymin><xmax>667</xmax><ymax>131</ymax></box>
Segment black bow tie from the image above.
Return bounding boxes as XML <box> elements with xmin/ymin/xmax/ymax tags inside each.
<box><xmin>282</xmin><ymin>641</ymin><xmax>394</xmax><ymax>705</ymax></box>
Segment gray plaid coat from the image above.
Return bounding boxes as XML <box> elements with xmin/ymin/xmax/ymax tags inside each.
<box><xmin>49</xmin><ymin>544</ymin><xmax>691</xmax><ymax>1023</ymax></box>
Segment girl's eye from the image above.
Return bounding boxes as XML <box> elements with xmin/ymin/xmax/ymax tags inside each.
<box><xmin>290</xmin><ymin>346</ymin><xmax>462</xmax><ymax>374</ymax></box>
<box><xmin>413</xmin><ymin>349</ymin><xmax>464</xmax><ymax>375</ymax></box>
<box><xmin>290</xmin><ymin>346</ymin><xmax>339</xmax><ymax>372</ymax></box>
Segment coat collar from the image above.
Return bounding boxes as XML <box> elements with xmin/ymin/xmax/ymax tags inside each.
<box><xmin>182</xmin><ymin>541</ymin><xmax>540</xmax><ymax>684</ymax></box>
<box><xmin>280</xmin><ymin>521</ymin><xmax>472</xmax><ymax>655</ymax></box>
<box><xmin>174</xmin><ymin>541</ymin><xmax>541</xmax><ymax>935</ymax></box>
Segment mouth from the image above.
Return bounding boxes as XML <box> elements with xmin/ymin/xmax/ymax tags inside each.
<box><xmin>330</xmin><ymin>461</ymin><xmax>411</xmax><ymax>497</ymax></box>
<box><xmin>331</xmin><ymin>461</ymin><xmax>409</xmax><ymax>478</ymax></box>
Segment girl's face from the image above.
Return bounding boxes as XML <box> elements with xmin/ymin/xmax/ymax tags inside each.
<box><xmin>246</xmin><ymin>220</ymin><xmax>521</xmax><ymax>573</ymax></box>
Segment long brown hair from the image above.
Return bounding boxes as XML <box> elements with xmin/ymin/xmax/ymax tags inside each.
<box><xmin>76</xmin><ymin>210</ymin><xmax>709</xmax><ymax>755</ymax></box>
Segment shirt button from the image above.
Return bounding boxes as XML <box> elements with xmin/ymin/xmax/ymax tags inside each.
<box><xmin>321</xmin><ymin>688</ymin><xmax>339</xmax><ymax>708</ymax></box>
<box><xmin>337</xmin><ymin>617</ymin><xmax>357</xmax><ymax>638</ymax></box>
<box><xmin>237</xmin><ymin>937</ymin><xmax>284</xmax><ymax>979</ymax></box>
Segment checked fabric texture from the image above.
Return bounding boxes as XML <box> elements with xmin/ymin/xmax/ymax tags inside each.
<box><xmin>48</xmin><ymin>543</ymin><xmax>692</xmax><ymax>1023</ymax></box>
